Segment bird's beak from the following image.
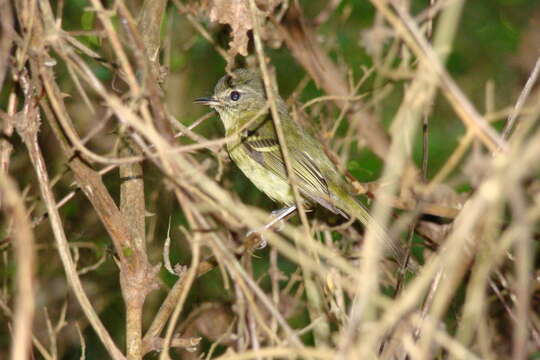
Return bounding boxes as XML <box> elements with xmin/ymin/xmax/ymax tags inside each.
<box><xmin>194</xmin><ymin>96</ymin><xmax>222</xmax><ymax>107</ymax></box>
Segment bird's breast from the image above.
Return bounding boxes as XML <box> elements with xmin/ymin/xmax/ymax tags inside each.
<box><xmin>227</xmin><ymin>137</ymin><xmax>294</xmax><ymax>205</ymax></box>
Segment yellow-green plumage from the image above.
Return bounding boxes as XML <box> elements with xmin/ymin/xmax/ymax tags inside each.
<box><xmin>196</xmin><ymin>69</ymin><xmax>408</xmax><ymax>267</ymax></box>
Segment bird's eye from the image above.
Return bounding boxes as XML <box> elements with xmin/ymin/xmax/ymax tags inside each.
<box><xmin>230</xmin><ymin>91</ymin><xmax>241</xmax><ymax>101</ymax></box>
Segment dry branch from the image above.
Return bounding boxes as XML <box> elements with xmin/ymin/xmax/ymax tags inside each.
<box><xmin>1</xmin><ymin>173</ymin><xmax>36</xmax><ymax>360</ymax></box>
<box><xmin>14</xmin><ymin>73</ymin><xmax>124</xmax><ymax>359</ymax></box>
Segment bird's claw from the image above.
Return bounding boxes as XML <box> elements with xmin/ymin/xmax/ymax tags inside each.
<box><xmin>246</xmin><ymin>229</ymin><xmax>267</xmax><ymax>250</ymax></box>
<box><xmin>245</xmin><ymin>206</ymin><xmax>296</xmax><ymax>251</ymax></box>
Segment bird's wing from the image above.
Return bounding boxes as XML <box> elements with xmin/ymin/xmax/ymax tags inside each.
<box><xmin>239</xmin><ymin>117</ymin><xmax>346</xmax><ymax>216</ymax></box>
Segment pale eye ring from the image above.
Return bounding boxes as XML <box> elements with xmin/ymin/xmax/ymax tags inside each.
<box><xmin>230</xmin><ymin>90</ymin><xmax>241</xmax><ymax>101</ymax></box>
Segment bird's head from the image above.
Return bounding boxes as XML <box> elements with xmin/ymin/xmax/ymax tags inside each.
<box><xmin>195</xmin><ymin>69</ymin><xmax>269</xmax><ymax>130</ymax></box>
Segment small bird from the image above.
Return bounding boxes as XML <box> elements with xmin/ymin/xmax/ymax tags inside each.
<box><xmin>196</xmin><ymin>69</ymin><xmax>409</xmax><ymax>267</ymax></box>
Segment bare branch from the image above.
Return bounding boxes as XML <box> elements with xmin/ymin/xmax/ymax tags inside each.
<box><xmin>1</xmin><ymin>173</ymin><xmax>36</xmax><ymax>360</ymax></box>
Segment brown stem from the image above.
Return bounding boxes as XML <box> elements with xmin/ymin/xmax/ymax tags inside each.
<box><xmin>15</xmin><ymin>71</ymin><xmax>125</xmax><ymax>360</ymax></box>
<box><xmin>117</xmin><ymin>166</ymin><xmax>150</xmax><ymax>360</ymax></box>
<box><xmin>1</xmin><ymin>173</ymin><xmax>37</xmax><ymax>360</ymax></box>
<box><xmin>142</xmin><ymin>260</ymin><xmax>215</xmax><ymax>354</ymax></box>
<box><xmin>0</xmin><ymin>0</ymin><xmax>14</xmax><ymax>90</ymax></box>
<box><xmin>119</xmin><ymin>137</ymin><xmax>147</xmax><ymax>360</ymax></box>
<box><xmin>115</xmin><ymin>1</ymin><xmax>169</xmax><ymax>358</ymax></box>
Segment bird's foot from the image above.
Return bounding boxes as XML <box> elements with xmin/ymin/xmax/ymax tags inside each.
<box><xmin>270</xmin><ymin>209</ymin><xmax>288</xmax><ymax>231</ymax></box>
<box><xmin>244</xmin><ymin>205</ymin><xmax>297</xmax><ymax>250</ymax></box>
<box><xmin>245</xmin><ymin>229</ymin><xmax>267</xmax><ymax>249</ymax></box>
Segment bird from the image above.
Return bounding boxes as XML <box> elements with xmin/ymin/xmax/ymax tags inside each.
<box><xmin>196</xmin><ymin>68</ymin><xmax>410</xmax><ymax>268</ymax></box>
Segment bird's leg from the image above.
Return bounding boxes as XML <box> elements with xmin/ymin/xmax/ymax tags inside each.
<box><xmin>246</xmin><ymin>205</ymin><xmax>297</xmax><ymax>249</ymax></box>
<box><xmin>269</xmin><ymin>205</ymin><xmax>297</xmax><ymax>230</ymax></box>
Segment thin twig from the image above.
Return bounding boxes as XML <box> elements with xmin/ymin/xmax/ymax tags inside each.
<box><xmin>501</xmin><ymin>55</ymin><xmax>540</xmax><ymax>140</ymax></box>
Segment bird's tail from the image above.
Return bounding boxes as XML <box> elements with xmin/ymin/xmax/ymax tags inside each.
<box><xmin>337</xmin><ymin>194</ymin><xmax>417</xmax><ymax>271</ymax></box>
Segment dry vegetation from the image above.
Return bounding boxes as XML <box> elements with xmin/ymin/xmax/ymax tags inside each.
<box><xmin>1</xmin><ymin>0</ymin><xmax>539</xmax><ymax>359</ymax></box>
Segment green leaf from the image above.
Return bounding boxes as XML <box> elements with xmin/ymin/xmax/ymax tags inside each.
<box><xmin>81</xmin><ymin>11</ymin><xmax>95</xmax><ymax>30</ymax></box>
